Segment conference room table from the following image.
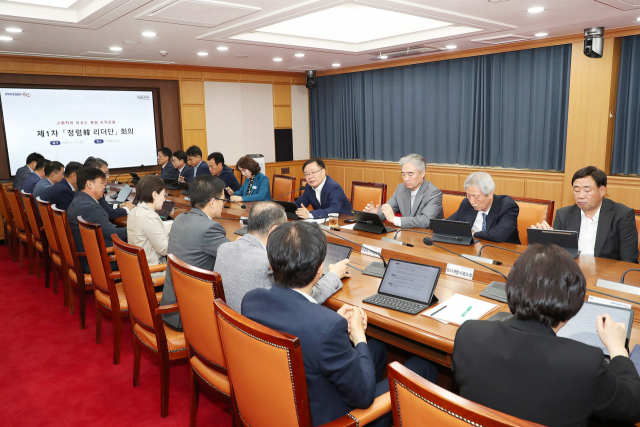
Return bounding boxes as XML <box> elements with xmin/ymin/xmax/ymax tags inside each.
<box><xmin>112</xmin><ymin>188</ymin><xmax>640</xmax><ymax>370</ymax></box>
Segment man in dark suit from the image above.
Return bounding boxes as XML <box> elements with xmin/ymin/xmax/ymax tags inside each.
<box><xmin>85</xmin><ymin>157</ymin><xmax>133</xmax><ymax>220</ymax></box>
<box><xmin>180</xmin><ymin>145</ymin><xmax>210</xmax><ymax>183</ymax></box>
<box><xmin>447</xmin><ymin>172</ymin><xmax>520</xmax><ymax>244</ymax></box>
<box><xmin>33</xmin><ymin>161</ymin><xmax>64</xmax><ymax>201</ymax></box>
<box><xmin>294</xmin><ymin>158</ymin><xmax>353</xmax><ymax>219</ymax></box>
<box><xmin>13</xmin><ymin>152</ymin><xmax>44</xmax><ymax>190</ymax></box>
<box><xmin>158</xmin><ymin>147</ymin><xmax>179</xmax><ymax>181</ymax></box>
<box><xmin>453</xmin><ymin>244</ymin><xmax>640</xmax><ymax>427</ymax></box>
<box><xmin>173</xmin><ymin>150</ymin><xmax>194</xmax><ymax>183</ymax></box>
<box><xmin>45</xmin><ymin>161</ymin><xmax>82</xmax><ymax>211</ymax></box>
<box><xmin>207</xmin><ymin>151</ymin><xmax>240</xmax><ymax>192</ymax></box>
<box><xmin>21</xmin><ymin>157</ymin><xmax>47</xmax><ymax>194</ymax></box>
<box><xmin>67</xmin><ymin>167</ymin><xmax>128</xmax><ymax>273</ymax></box>
<box><xmin>160</xmin><ymin>175</ymin><xmax>230</xmax><ymax>330</ymax></box>
<box><xmin>533</xmin><ymin>166</ymin><xmax>639</xmax><ymax>263</ymax></box>
<box><xmin>242</xmin><ymin>222</ymin><xmax>437</xmax><ymax>427</ymax></box>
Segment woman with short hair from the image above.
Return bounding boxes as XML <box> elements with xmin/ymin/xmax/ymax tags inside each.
<box><xmin>452</xmin><ymin>243</ymin><xmax>640</xmax><ymax>427</ymax></box>
<box><xmin>228</xmin><ymin>156</ymin><xmax>271</xmax><ymax>202</ymax></box>
<box><xmin>127</xmin><ymin>175</ymin><xmax>170</xmax><ymax>276</ymax></box>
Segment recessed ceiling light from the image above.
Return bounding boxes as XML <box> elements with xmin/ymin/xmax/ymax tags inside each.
<box><xmin>217</xmin><ymin>46</ymin><xmax>229</xmax><ymax>51</ymax></box>
<box><xmin>142</xmin><ymin>32</ymin><xmax>156</xmax><ymax>37</ymax></box>
<box><xmin>5</xmin><ymin>28</ymin><xmax>22</xmax><ymax>33</ymax></box>
<box><xmin>295</xmin><ymin>53</ymin><xmax>305</xmax><ymax>57</ymax></box>
<box><xmin>445</xmin><ymin>45</ymin><xmax>457</xmax><ymax>49</ymax></box>
<box><xmin>0</xmin><ymin>36</ymin><xmax>12</xmax><ymax>41</ymax></box>
<box><xmin>527</xmin><ymin>6</ymin><xmax>545</xmax><ymax>13</ymax></box>
<box><xmin>332</xmin><ymin>63</ymin><xmax>341</xmax><ymax>67</ymax></box>
<box><xmin>109</xmin><ymin>46</ymin><xmax>122</xmax><ymax>51</ymax></box>
<box><xmin>197</xmin><ymin>52</ymin><xmax>208</xmax><ymax>56</ymax></box>
<box><xmin>273</xmin><ymin>57</ymin><xmax>283</xmax><ymax>62</ymax></box>
<box><xmin>123</xmin><ymin>40</ymin><xmax>140</xmax><ymax>44</ymax></box>
<box><xmin>535</xmin><ymin>32</ymin><xmax>548</xmax><ymax>37</ymax></box>
<box><xmin>637</xmin><ymin>17</ymin><xmax>640</xmax><ymax>21</ymax></box>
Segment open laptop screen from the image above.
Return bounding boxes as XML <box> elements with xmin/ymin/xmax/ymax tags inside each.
<box><xmin>378</xmin><ymin>259</ymin><xmax>441</xmax><ymax>304</ymax></box>
<box><xmin>323</xmin><ymin>242</ymin><xmax>353</xmax><ymax>274</ymax></box>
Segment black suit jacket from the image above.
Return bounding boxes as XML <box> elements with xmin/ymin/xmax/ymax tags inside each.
<box><xmin>192</xmin><ymin>161</ymin><xmax>210</xmax><ymax>180</ymax></box>
<box><xmin>242</xmin><ymin>285</ymin><xmax>377</xmax><ymax>426</ymax></box>
<box><xmin>160</xmin><ymin>162</ymin><xmax>179</xmax><ymax>181</ymax></box>
<box><xmin>553</xmin><ymin>198</ymin><xmax>639</xmax><ymax>263</ymax></box>
<box><xmin>67</xmin><ymin>191</ymin><xmax>127</xmax><ymax>273</ymax></box>
<box><xmin>98</xmin><ymin>195</ymin><xmax>128</xmax><ymax>220</ymax></box>
<box><xmin>453</xmin><ymin>318</ymin><xmax>640</xmax><ymax>427</ymax></box>
<box><xmin>447</xmin><ymin>194</ymin><xmax>520</xmax><ymax>244</ymax></box>
<box><xmin>45</xmin><ymin>178</ymin><xmax>75</xmax><ymax>211</ymax></box>
<box><xmin>179</xmin><ymin>165</ymin><xmax>194</xmax><ymax>183</ymax></box>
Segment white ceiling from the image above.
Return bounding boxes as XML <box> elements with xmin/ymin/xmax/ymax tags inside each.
<box><xmin>0</xmin><ymin>0</ymin><xmax>638</xmax><ymax>73</ymax></box>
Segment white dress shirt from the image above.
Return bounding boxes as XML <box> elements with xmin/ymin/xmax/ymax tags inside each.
<box><xmin>292</xmin><ymin>288</ymin><xmax>317</xmax><ymax>304</ymax></box>
<box><xmin>578</xmin><ymin>205</ymin><xmax>601</xmax><ymax>256</ymax></box>
<box><xmin>308</xmin><ymin>177</ymin><xmax>327</xmax><ymax>219</ymax></box>
<box><xmin>472</xmin><ymin>207</ymin><xmax>491</xmax><ymax>233</ymax></box>
<box><xmin>393</xmin><ymin>185</ymin><xmax>421</xmax><ymax>227</ymax></box>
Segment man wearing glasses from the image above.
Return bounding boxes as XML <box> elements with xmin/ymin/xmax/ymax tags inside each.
<box><xmin>32</xmin><ymin>161</ymin><xmax>65</xmax><ymax>201</ymax></box>
<box><xmin>84</xmin><ymin>157</ymin><xmax>133</xmax><ymax>220</ymax></box>
<box><xmin>363</xmin><ymin>153</ymin><xmax>443</xmax><ymax>229</ymax></box>
<box><xmin>294</xmin><ymin>158</ymin><xmax>353</xmax><ymax>219</ymax></box>
<box><xmin>158</xmin><ymin>147</ymin><xmax>179</xmax><ymax>181</ymax></box>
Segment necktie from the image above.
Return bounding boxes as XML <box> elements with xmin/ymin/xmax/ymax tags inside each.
<box><xmin>482</xmin><ymin>213</ymin><xmax>487</xmax><ymax>231</ymax></box>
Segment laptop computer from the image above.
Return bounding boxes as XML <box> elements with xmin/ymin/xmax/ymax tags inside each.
<box><xmin>323</xmin><ymin>242</ymin><xmax>353</xmax><ymax>276</ymax></box>
<box><xmin>273</xmin><ymin>200</ymin><xmax>301</xmax><ymax>220</ymax></box>
<box><xmin>114</xmin><ymin>186</ymin><xmax>133</xmax><ymax>204</ymax></box>
<box><xmin>431</xmin><ymin>219</ymin><xmax>479</xmax><ymax>246</ymax></box>
<box><xmin>129</xmin><ymin>172</ymin><xmax>140</xmax><ymax>184</ymax></box>
<box><xmin>362</xmin><ymin>259</ymin><xmax>441</xmax><ymax>315</ymax></box>
<box><xmin>557</xmin><ymin>301</ymin><xmax>633</xmax><ymax>358</ymax></box>
<box><xmin>351</xmin><ymin>210</ymin><xmax>397</xmax><ymax>234</ymax></box>
<box><xmin>527</xmin><ymin>228</ymin><xmax>581</xmax><ymax>258</ymax></box>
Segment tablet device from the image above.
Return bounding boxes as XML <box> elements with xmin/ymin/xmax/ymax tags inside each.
<box><xmin>557</xmin><ymin>301</ymin><xmax>634</xmax><ymax>356</ymax></box>
<box><xmin>323</xmin><ymin>242</ymin><xmax>353</xmax><ymax>275</ymax></box>
<box><xmin>114</xmin><ymin>186</ymin><xmax>133</xmax><ymax>204</ymax></box>
<box><xmin>273</xmin><ymin>200</ymin><xmax>300</xmax><ymax>220</ymax></box>
<box><xmin>430</xmin><ymin>219</ymin><xmax>478</xmax><ymax>246</ymax></box>
<box><xmin>351</xmin><ymin>210</ymin><xmax>396</xmax><ymax>234</ymax></box>
<box><xmin>130</xmin><ymin>172</ymin><xmax>140</xmax><ymax>184</ymax></box>
<box><xmin>527</xmin><ymin>228</ymin><xmax>580</xmax><ymax>258</ymax></box>
<box><xmin>156</xmin><ymin>201</ymin><xmax>175</xmax><ymax>219</ymax></box>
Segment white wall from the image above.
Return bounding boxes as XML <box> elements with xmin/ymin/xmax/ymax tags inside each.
<box><xmin>205</xmin><ymin>81</ymin><xmax>275</xmax><ymax>163</ymax></box>
<box><xmin>291</xmin><ymin>85</ymin><xmax>310</xmax><ymax>160</ymax></box>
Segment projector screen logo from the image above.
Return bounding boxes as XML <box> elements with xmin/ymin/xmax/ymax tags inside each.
<box><xmin>137</xmin><ymin>95</ymin><xmax>150</xmax><ymax>100</ymax></box>
<box><xmin>4</xmin><ymin>92</ymin><xmax>30</xmax><ymax>97</ymax></box>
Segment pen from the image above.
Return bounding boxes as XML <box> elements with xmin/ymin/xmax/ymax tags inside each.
<box><xmin>461</xmin><ymin>306</ymin><xmax>472</xmax><ymax>317</ymax></box>
<box><xmin>430</xmin><ymin>305</ymin><xmax>447</xmax><ymax>316</ymax></box>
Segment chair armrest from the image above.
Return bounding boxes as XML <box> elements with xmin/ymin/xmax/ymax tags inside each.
<box><xmin>155</xmin><ymin>303</ymin><xmax>178</xmax><ymax>314</ymax></box>
<box><xmin>344</xmin><ymin>392</ymin><xmax>391</xmax><ymax>427</ymax></box>
<box><xmin>320</xmin><ymin>416</ymin><xmax>357</xmax><ymax>427</ymax></box>
<box><xmin>108</xmin><ymin>272</ymin><xmax>121</xmax><ymax>280</ymax></box>
<box><xmin>152</xmin><ymin>276</ymin><xmax>165</xmax><ymax>287</ymax></box>
<box><xmin>106</xmin><ymin>246</ymin><xmax>115</xmax><ymax>254</ymax></box>
<box><xmin>149</xmin><ymin>263</ymin><xmax>167</xmax><ymax>273</ymax></box>
<box><xmin>74</xmin><ymin>251</ymin><xmax>86</xmax><ymax>257</ymax></box>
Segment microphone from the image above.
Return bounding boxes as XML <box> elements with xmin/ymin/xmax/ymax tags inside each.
<box><xmin>393</xmin><ymin>228</ymin><xmax>433</xmax><ymax>240</ymax></box>
<box><xmin>621</xmin><ymin>269</ymin><xmax>640</xmax><ymax>284</ymax></box>
<box><xmin>223</xmin><ymin>199</ymin><xmax>247</xmax><ymax>209</ymax></box>
<box><xmin>321</xmin><ymin>228</ymin><xmax>388</xmax><ymax>278</ymax></box>
<box><xmin>212</xmin><ymin>217</ymin><xmax>248</xmax><ymax>225</ymax></box>
<box><xmin>113</xmin><ymin>173</ymin><xmax>128</xmax><ymax>184</ymax></box>
<box><xmin>477</xmin><ymin>244</ymin><xmax>522</xmax><ymax>257</ymax></box>
<box><xmin>271</xmin><ymin>187</ymin><xmax>304</xmax><ymax>201</ymax></box>
<box><xmin>423</xmin><ymin>237</ymin><xmax>507</xmax><ymax>284</ymax></box>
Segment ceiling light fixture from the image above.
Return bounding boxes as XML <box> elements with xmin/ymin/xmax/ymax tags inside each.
<box><xmin>217</xmin><ymin>46</ymin><xmax>229</xmax><ymax>51</ymax></box>
<box><xmin>109</xmin><ymin>46</ymin><xmax>122</xmax><ymax>51</ymax></box>
<box><xmin>379</xmin><ymin>54</ymin><xmax>388</xmax><ymax>59</ymax></box>
<box><xmin>295</xmin><ymin>53</ymin><xmax>305</xmax><ymax>57</ymax></box>
<box><xmin>5</xmin><ymin>28</ymin><xmax>22</xmax><ymax>33</ymax></box>
<box><xmin>332</xmin><ymin>63</ymin><xmax>341</xmax><ymax>67</ymax></box>
<box><xmin>197</xmin><ymin>52</ymin><xmax>208</xmax><ymax>56</ymax></box>
<box><xmin>142</xmin><ymin>32</ymin><xmax>156</xmax><ymax>37</ymax></box>
<box><xmin>446</xmin><ymin>45</ymin><xmax>457</xmax><ymax>49</ymax></box>
<box><xmin>0</xmin><ymin>36</ymin><xmax>12</xmax><ymax>41</ymax></box>
<box><xmin>637</xmin><ymin>17</ymin><xmax>640</xmax><ymax>21</ymax></box>
<box><xmin>527</xmin><ymin>6</ymin><xmax>545</xmax><ymax>13</ymax></box>
<box><xmin>535</xmin><ymin>32</ymin><xmax>548</xmax><ymax>37</ymax></box>
<box><xmin>273</xmin><ymin>57</ymin><xmax>283</xmax><ymax>62</ymax></box>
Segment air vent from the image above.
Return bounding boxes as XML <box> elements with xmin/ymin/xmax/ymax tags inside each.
<box><xmin>142</xmin><ymin>0</ymin><xmax>261</xmax><ymax>27</ymax></box>
<box><xmin>0</xmin><ymin>51</ymin><xmax>175</xmax><ymax>64</ymax></box>
<box><xmin>594</xmin><ymin>0</ymin><xmax>640</xmax><ymax>10</ymax></box>
<box><xmin>288</xmin><ymin>65</ymin><xmax>325</xmax><ymax>71</ymax></box>
<box><xmin>81</xmin><ymin>51</ymin><xmax>120</xmax><ymax>56</ymax></box>
<box><xmin>369</xmin><ymin>45</ymin><xmax>440</xmax><ymax>61</ymax></box>
<box><xmin>471</xmin><ymin>34</ymin><xmax>534</xmax><ymax>45</ymax></box>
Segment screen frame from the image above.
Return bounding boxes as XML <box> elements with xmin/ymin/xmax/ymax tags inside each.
<box><xmin>323</xmin><ymin>242</ymin><xmax>353</xmax><ymax>274</ymax></box>
<box><xmin>377</xmin><ymin>258</ymin><xmax>441</xmax><ymax>305</ymax></box>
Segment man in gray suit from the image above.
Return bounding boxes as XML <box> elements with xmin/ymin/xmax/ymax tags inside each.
<box><xmin>160</xmin><ymin>174</ymin><xmax>230</xmax><ymax>330</ymax></box>
<box><xmin>13</xmin><ymin>152</ymin><xmax>44</xmax><ymax>190</ymax></box>
<box><xmin>363</xmin><ymin>153</ymin><xmax>443</xmax><ymax>229</ymax></box>
<box><xmin>215</xmin><ymin>201</ymin><xmax>350</xmax><ymax>313</ymax></box>
<box><xmin>33</xmin><ymin>161</ymin><xmax>64</xmax><ymax>201</ymax></box>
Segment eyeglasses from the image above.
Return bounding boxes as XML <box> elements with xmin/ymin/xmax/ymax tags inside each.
<box><xmin>304</xmin><ymin>168</ymin><xmax>324</xmax><ymax>178</ymax></box>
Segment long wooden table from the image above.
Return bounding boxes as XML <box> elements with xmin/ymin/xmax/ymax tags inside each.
<box><xmin>111</xmin><ymin>189</ymin><xmax>640</xmax><ymax>369</ymax></box>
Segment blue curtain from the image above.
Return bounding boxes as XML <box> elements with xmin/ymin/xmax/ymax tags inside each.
<box><xmin>310</xmin><ymin>44</ymin><xmax>572</xmax><ymax>171</ymax></box>
<box><xmin>611</xmin><ymin>35</ymin><xmax>640</xmax><ymax>175</ymax></box>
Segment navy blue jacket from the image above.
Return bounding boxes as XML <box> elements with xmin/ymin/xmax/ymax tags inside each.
<box><xmin>45</xmin><ymin>178</ymin><xmax>75</xmax><ymax>211</ymax></box>
<box><xmin>21</xmin><ymin>172</ymin><xmax>42</xmax><ymax>194</ymax></box>
<box><xmin>294</xmin><ymin>176</ymin><xmax>353</xmax><ymax>218</ymax></box>
<box><xmin>242</xmin><ymin>285</ymin><xmax>377</xmax><ymax>426</ymax></box>
<box><xmin>13</xmin><ymin>165</ymin><xmax>31</xmax><ymax>190</ymax></box>
<box><xmin>67</xmin><ymin>191</ymin><xmax>127</xmax><ymax>273</ymax></box>
<box><xmin>234</xmin><ymin>172</ymin><xmax>271</xmax><ymax>202</ymax></box>
<box><xmin>447</xmin><ymin>195</ymin><xmax>520</xmax><ymax>244</ymax></box>
<box><xmin>98</xmin><ymin>195</ymin><xmax>128</xmax><ymax>221</ymax></box>
<box><xmin>217</xmin><ymin>164</ymin><xmax>241</xmax><ymax>192</ymax></box>
<box><xmin>160</xmin><ymin>162</ymin><xmax>179</xmax><ymax>181</ymax></box>
<box><xmin>179</xmin><ymin>165</ymin><xmax>195</xmax><ymax>183</ymax></box>
<box><xmin>192</xmin><ymin>161</ymin><xmax>211</xmax><ymax>180</ymax></box>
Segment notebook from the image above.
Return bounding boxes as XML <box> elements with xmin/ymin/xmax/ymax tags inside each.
<box><xmin>423</xmin><ymin>293</ymin><xmax>498</xmax><ymax>325</ymax></box>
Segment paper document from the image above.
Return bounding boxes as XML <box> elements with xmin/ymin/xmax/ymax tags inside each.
<box><xmin>304</xmin><ymin>218</ymin><xmax>327</xmax><ymax>224</ymax></box>
<box><xmin>340</xmin><ymin>223</ymin><xmax>357</xmax><ymax>230</ymax></box>
<box><xmin>422</xmin><ymin>293</ymin><xmax>498</xmax><ymax>325</ymax></box>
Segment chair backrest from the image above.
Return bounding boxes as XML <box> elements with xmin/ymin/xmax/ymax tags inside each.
<box><xmin>51</xmin><ymin>206</ymin><xmax>77</xmax><ymax>270</ymax></box>
<box><xmin>37</xmin><ymin>198</ymin><xmax>61</xmax><ymax>255</ymax></box>
<box><xmin>112</xmin><ymin>235</ymin><xmax>159</xmax><ymax>336</ymax></box>
<box><xmin>513</xmin><ymin>198</ymin><xmax>554</xmax><ymax>245</ymax></box>
<box><xmin>351</xmin><ymin>181</ymin><xmax>387</xmax><ymax>212</ymax></box>
<box><xmin>77</xmin><ymin>217</ymin><xmax>113</xmax><ymax>296</ymax></box>
<box><xmin>441</xmin><ymin>190</ymin><xmax>466</xmax><ymax>219</ymax></box>
<box><xmin>214</xmin><ymin>298</ymin><xmax>312</xmax><ymax>427</ymax></box>
<box><xmin>0</xmin><ymin>185</ymin><xmax>14</xmax><ymax>230</ymax></box>
<box><xmin>388</xmin><ymin>362</ymin><xmax>543</xmax><ymax>427</ymax></box>
<box><xmin>169</xmin><ymin>254</ymin><xmax>227</xmax><ymax>375</ymax></box>
<box><xmin>22</xmin><ymin>192</ymin><xmax>43</xmax><ymax>242</ymax></box>
<box><xmin>6</xmin><ymin>188</ymin><xmax>29</xmax><ymax>233</ymax></box>
<box><xmin>299</xmin><ymin>178</ymin><xmax>307</xmax><ymax>198</ymax></box>
<box><xmin>272</xmin><ymin>175</ymin><xmax>296</xmax><ymax>202</ymax></box>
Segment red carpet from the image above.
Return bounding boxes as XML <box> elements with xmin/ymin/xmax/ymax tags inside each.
<box><xmin>0</xmin><ymin>244</ymin><xmax>232</xmax><ymax>427</ymax></box>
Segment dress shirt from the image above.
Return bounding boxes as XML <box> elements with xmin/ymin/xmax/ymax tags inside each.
<box><xmin>292</xmin><ymin>289</ymin><xmax>318</xmax><ymax>304</ymax></box>
<box><xmin>67</xmin><ymin>180</ymin><xmax>74</xmax><ymax>191</ymax></box>
<box><xmin>393</xmin><ymin>185</ymin><xmax>422</xmax><ymax>227</ymax></box>
<box><xmin>578</xmin><ymin>205</ymin><xmax>601</xmax><ymax>256</ymax></box>
<box><xmin>178</xmin><ymin>165</ymin><xmax>185</xmax><ymax>175</ymax></box>
<box><xmin>472</xmin><ymin>207</ymin><xmax>491</xmax><ymax>233</ymax></box>
<box><xmin>193</xmin><ymin>161</ymin><xmax>204</xmax><ymax>178</ymax></box>
<box><xmin>308</xmin><ymin>177</ymin><xmax>327</xmax><ymax>219</ymax></box>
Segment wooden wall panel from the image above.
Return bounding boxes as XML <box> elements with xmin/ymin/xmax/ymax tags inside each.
<box><xmin>607</xmin><ymin>186</ymin><xmax>640</xmax><ymax>208</ymax></box>
<box><xmin>344</xmin><ymin>167</ymin><xmax>364</xmax><ymax>197</ymax></box>
<box><xmin>180</xmin><ymin>80</ymin><xmax>204</xmax><ymax>104</ymax></box>
<box><xmin>183</xmin><ymin>130</ymin><xmax>207</xmax><ymax>152</ymax></box>
<box><xmin>326</xmin><ymin>165</ymin><xmax>345</xmax><ymax>189</ymax></box>
<box><xmin>274</xmin><ymin>106</ymin><xmax>292</xmax><ymax>128</ymax></box>
<box><xmin>84</xmin><ymin>65</ymin><xmax>179</xmax><ymax>79</ymax></box>
<box><xmin>241</xmin><ymin>74</ymin><xmax>273</xmax><ymax>84</ymax></box>
<box><xmin>431</xmin><ymin>173</ymin><xmax>461</xmax><ymax>192</ymax></box>
<box><xmin>493</xmin><ymin>178</ymin><xmax>525</xmax><ymax>197</ymax></box>
<box><xmin>203</xmin><ymin>72</ymin><xmax>240</xmax><ymax>81</ymax></box>
<box><xmin>179</xmin><ymin>71</ymin><xmax>202</xmax><ymax>79</ymax></box>
<box><xmin>273</xmin><ymin>76</ymin><xmax>292</xmax><ymax>84</ymax></box>
<box><xmin>181</xmin><ymin>105</ymin><xmax>206</xmax><ymax>130</ymax></box>
<box><xmin>273</xmin><ymin>84</ymin><xmax>292</xmax><ymax>106</ymax></box>
<box><xmin>525</xmin><ymin>180</ymin><xmax>565</xmax><ymax>205</ymax></box>
<box><xmin>0</xmin><ymin>60</ymin><xmax>83</xmax><ymax>75</ymax></box>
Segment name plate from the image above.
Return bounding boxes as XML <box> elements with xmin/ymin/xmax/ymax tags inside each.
<box><xmin>446</xmin><ymin>264</ymin><xmax>474</xmax><ymax>281</ymax></box>
<box><xmin>596</xmin><ymin>279</ymin><xmax>640</xmax><ymax>296</ymax></box>
<box><xmin>361</xmin><ymin>244</ymin><xmax>383</xmax><ymax>258</ymax></box>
